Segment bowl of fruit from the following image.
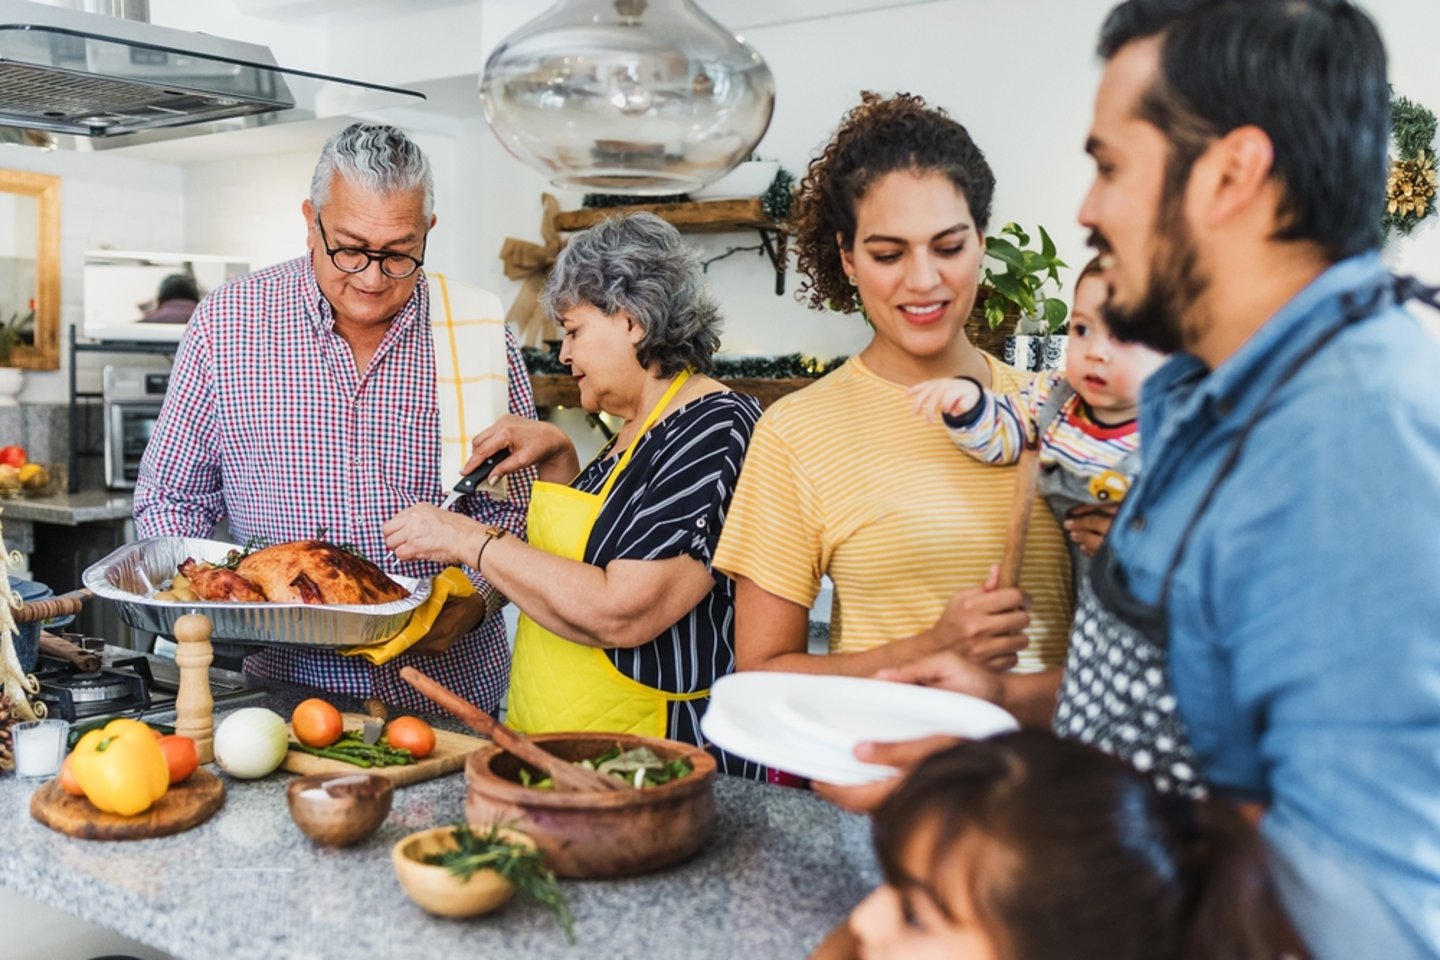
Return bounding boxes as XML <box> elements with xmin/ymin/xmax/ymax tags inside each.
<box><xmin>0</xmin><ymin>445</ymin><xmax>58</xmax><ymax>498</ymax></box>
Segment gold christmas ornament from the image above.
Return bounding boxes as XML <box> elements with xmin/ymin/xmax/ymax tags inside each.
<box><xmin>1386</xmin><ymin>150</ymin><xmax>1437</xmax><ymax>220</ymax></box>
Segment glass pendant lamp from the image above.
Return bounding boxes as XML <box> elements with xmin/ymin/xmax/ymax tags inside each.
<box><xmin>480</xmin><ymin>0</ymin><xmax>775</xmax><ymax>195</ymax></box>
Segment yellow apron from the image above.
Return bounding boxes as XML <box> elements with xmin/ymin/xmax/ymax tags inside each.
<box><xmin>507</xmin><ymin>371</ymin><xmax>708</xmax><ymax>738</ymax></box>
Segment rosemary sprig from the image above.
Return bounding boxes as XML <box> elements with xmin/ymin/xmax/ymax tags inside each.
<box><xmin>424</xmin><ymin>823</ymin><xmax>575</xmax><ymax>943</ymax></box>
<box><xmin>217</xmin><ymin>535</ymin><xmax>269</xmax><ymax>570</ymax></box>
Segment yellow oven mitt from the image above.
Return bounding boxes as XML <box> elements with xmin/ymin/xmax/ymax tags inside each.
<box><xmin>341</xmin><ymin>567</ymin><xmax>476</xmax><ymax>665</ymax></box>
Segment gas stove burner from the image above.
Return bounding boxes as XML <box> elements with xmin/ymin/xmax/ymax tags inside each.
<box><xmin>33</xmin><ymin>642</ymin><xmax>268</xmax><ymax>724</ymax></box>
<box><xmin>62</xmin><ymin>675</ymin><xmax>137</xmax><ymax>704</ymax></box>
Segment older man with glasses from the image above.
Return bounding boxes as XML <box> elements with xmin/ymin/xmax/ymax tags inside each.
<box><xmin>134</xmin><ymin>122</ymin><xmax>537</xmax><ymax>716</ymax></box>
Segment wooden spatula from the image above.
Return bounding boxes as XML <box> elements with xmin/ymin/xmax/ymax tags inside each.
<box><xmin>400</xmin><ymin>666</ymin><xmax>625</xmax><ymax>792</ymax></box>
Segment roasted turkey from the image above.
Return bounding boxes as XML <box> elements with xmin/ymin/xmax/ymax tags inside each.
<box><xmin>178</xmin><ymin>540</ymin><xmax>409</xmax><ymax>605</ymax></box>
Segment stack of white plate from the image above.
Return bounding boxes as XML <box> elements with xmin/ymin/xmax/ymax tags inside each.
<box><xmin>701</xmin><ymin>673</ymin><xmax>1019</xmax><ymax>785</ymax></box>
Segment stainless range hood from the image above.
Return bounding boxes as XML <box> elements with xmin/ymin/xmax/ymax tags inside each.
<box><xmin>0</xmin><ymin>0</ymin><xmax>424</xmax><ymax>149</ymax></box>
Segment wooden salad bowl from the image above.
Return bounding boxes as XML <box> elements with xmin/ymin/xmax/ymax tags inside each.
<box><xmin>465</xmin><ymin>731</ymin><xmax>717</xmax><ymax>879</ymax></box>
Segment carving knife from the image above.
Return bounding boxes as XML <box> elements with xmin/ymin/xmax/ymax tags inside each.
<box><xmin>439</xmin><ymin>448</ymin><xmax>510</xmax><ymax>511</ymax></box>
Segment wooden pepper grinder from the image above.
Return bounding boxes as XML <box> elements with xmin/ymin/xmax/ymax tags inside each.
<box><xmin>172</xmin><ymin>613</ymin><xmax>216</xmax><ymax>763</ymax></box>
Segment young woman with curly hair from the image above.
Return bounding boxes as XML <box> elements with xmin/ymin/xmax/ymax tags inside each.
<box><xmin>713</xmin><ymin>93</ymin><xmax>1073</xmax><ymax>714</ymax></box>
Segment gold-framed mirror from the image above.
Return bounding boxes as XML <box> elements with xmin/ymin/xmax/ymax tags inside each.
<box><xmin>0</xmin><ymin>169</ymin><xmax>60</xmax><ymax>370</ymax></box>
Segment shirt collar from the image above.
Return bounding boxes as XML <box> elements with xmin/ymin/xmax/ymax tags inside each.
<box><xmin>1185</xmin><ymin>252</ymin><xmax>1387</xmax><ymax>421</ymax></box>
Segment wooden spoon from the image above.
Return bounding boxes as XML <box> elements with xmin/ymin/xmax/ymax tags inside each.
<box><xmin>13</xmin><ymin>588</ymin><xmax>92</xmax><ymax>624</ymax></box>
<box><xmin>997</xmin><ymin>442</ymin><xmax>1042</xmax><ymax>589</ymax></box>
<box><xmin>399</xmin><ymin>666</ymin><xmax>625</xmax><ymax>793</ymax></box>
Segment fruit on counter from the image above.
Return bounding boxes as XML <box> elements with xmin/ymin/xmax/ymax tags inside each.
<box><xmin>0</xmin><ymin>445</ymin><xmax>26</xmax><ymax>469</ymax></box>
<box><xmin>18</xmin><ymin>462</ymin><xmax>48</xmax><ymax>490</ymax></box>
<box><xmin>291</xmin><ymin>698</ymin><xmax>344</xmax><ymax>748</ymax></box>
<box><xmin>58</xmin><ymin>754</ymin><xmax>85</xmax><ymax>797</ymax></box>
<box><xmin>157</xmin><ymin>734</ymin><xmax>199</xmax><ymax>784</ymax></box>
<box><xmin>384</xmin><ymin>716</ymin><xmax>436</xmax><ymax>759</ymax></box>
<box><xmin>214</xmin><ymin>707</ymin><xmax>290</xmax><ymax>779</ymax></box>
<box><xmin>70</xmin><ymin>718</ymin><xmax>171</xmax><ymax>816</ymax></box>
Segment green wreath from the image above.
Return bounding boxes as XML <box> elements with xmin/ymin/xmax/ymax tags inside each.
<box><xmin>1383</xmin><ymin>92</ymin><xmax>1438</xmax><ymax>237</ymax></box>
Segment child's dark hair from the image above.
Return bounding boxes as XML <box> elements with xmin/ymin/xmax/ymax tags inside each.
<box><xmin>1075</xmin><ymin>255</ymin><xmax>1105</xmax><ymax>290</ymax></box>
<box><xmin>872</xmin><ymin>730</ymin><xmax>1286</xmax><ymax>960</ymax></box>
<box><xmin>791</xmin><ymin>91</ymin><xmax>995</xmax><ymax>315</ymax></box>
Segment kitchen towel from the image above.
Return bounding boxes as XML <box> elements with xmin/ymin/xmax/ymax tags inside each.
<box><xmin>341</xmin><ymin>567</ymin><xmax>476</xmax><ymax>665</ymax></box>
<box><xmin>428</xmin><ymin>272</ymin><xmax>510</xmax><ymax>501</ymax></box>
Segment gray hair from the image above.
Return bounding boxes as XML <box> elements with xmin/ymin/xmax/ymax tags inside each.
<box><xmin>310</xmin><ymin>122</ymin><xmax>433</xmax><ymax>218</ymax></box>
<box><xmin>542</xmin><ymin>213</ymin><xmax>722</xmax><ymax>376</ymax></box>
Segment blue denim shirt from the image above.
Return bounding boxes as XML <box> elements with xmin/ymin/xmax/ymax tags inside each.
<box><xmin>1106</xmin><ymin>254</ymin><xmax>1440</xmax><ymax>957</ymax></box>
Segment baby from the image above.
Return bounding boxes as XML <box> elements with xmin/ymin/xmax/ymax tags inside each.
<box><xmin>910</xmin><ymin>258</ymin><xmax>1166</xmax><ymax>579</ymax></box>
<box><xmin>846</xmin><ymin>731</ymin><xmax>1283</xmax><ymax>960</ymax></box>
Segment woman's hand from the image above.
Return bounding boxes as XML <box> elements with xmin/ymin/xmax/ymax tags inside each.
<box><xmin>934</xmin><ymin>573</ymin><xmax>1031</xmax><ymax>671</ymax></box>
<box><xmin>465</xmin><ymin>414</ymin><xmax>579</xmax><ymax>486</ymax></box>
<box><xmin>812</xmin><ymin>735</ymin><xmax>963</xmax><ymax>815</ymax></box>
<box><xmin>1064</xmin><ymin>503</ymin><xmax>1118</xmax><ymax>557</ymax></box>
<box><xmin>382</xmin><ymin>503</ymin><xmax>482</xmax><ymax>567</ymax></box>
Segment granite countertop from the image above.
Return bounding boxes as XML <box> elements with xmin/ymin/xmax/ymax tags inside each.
<box><xmin>0</xmin><ymin>488</ymin><xmax>134</xmax><ymax>526</ymax></box>
<box><xmin>0</xmin><ymin>682</ymin><xmax>878</xmax><ymax>960</ymax></box>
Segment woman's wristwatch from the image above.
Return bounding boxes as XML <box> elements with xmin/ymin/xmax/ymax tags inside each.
<box><xmin>475</xmin><ymin>524</ymin><xmax>508</xmax><ymax>574</ymax></box>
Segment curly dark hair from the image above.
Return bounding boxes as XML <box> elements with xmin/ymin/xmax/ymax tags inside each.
<box><xmin>792</xmin><ymin>91</ymin><xmax>996</xmax><ymax>315</ymax></box>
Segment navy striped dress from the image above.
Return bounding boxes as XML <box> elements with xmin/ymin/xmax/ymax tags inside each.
<box><xmin>575</xmin><ymin>390</ymin><xmax>764</xmax><ymax>779</ymax></box>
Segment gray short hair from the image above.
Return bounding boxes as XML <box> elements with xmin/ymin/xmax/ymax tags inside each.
<box><xmin>310</xmin><ymin>122</ymin><xmax>433</xmax><ymax>218</ymax></box>
<box><xmin>542</xmin><ymin>213</ymin><xmax>722</xmax><ymax>376</ymax></box>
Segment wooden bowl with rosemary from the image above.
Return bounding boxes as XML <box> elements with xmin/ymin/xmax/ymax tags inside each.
<box><xmin>391</xmin><ymin>824</ymin><xmax>574</xmax><ymax>940</ymax></box>
<box><xmin>465</xmin><ymin>731</ymin><xmax>717</xmax><ymax>879</ymax></box>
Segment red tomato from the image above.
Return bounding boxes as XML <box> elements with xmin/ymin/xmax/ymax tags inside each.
<box><xmin>384</xmin><ymin>716</ymin><xmax>436</xmax><ymax>758</ymax></box>
<box><xmin>291</xmin><ymin>698</ymin><xmax>344</xmax><ymax>748</ymax></box>
<box><xmin>157</xmin><ymin>734</ymin><xmax>199</xmax><ymax>784</ymax></box>
<box><xmin>0</xmin><ymin>445</ymin><xmax>26</xmax><ymax>469</ymax></box>
<box><xmin>58</xmin><ymin>753</ymin><xmax>86</xmax><ymax>797</ymax></box>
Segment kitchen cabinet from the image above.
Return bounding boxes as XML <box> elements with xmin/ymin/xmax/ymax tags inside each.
<box><xmin>0</xmin><ymin>680</ymin><xmax>879</xmax><ymax>960</ymax></box>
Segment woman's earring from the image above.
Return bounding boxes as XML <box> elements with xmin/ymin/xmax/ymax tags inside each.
<box><xmin>848</xmin><ymin>274</ymin><xmax>858</xmax><ymax>287</ymax></box>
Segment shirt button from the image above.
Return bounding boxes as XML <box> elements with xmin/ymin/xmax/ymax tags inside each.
<box><xmin>1130</xmin><ymin>515</ymin><xmax>1146</xmax><ymax>531</ymax></box>
<box><xmin>1216</xmin><ymin>400</ymin><xmax>1233</xmax><ymax>416</ymax></box>
<box><xmin>353</xmin><ymin>456</ymin><xmax>362</xmax><ymax>465</ymax></box>
<box><xmin>696</xmin><ymin>518</ymin><xmax>706</xmax><ymax>529</ymax></box>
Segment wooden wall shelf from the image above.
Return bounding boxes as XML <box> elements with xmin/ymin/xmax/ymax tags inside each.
<box><xmin>553</xmin><ymin>198</ymin><xmax>776</xmax><ymax>233</ymax></box>
<box><xmin>530</xmin><ymin>373</ymin><xmax>811</xmax><ymax>411</ymax></box>
<box><xmin>553</xmin><ymin>198</ymin><xmax>790</xmax><ymax>295</ymax></box>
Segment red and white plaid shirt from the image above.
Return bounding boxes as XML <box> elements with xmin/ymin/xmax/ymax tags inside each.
<box><xmin>134</xmin><ymin>256</ymin><xmax>536</xmax><ymax>714</ymax></box>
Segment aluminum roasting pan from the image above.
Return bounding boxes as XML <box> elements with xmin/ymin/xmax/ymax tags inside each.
<box><xmin>83</xmin><ymin>537</ymin><xmax>432</xmax><ymax>649</ymax></box>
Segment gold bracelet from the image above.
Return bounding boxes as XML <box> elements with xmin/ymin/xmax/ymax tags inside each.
<box><xmin>475</xmin><ymin>524</ymin><xmax>507</xmax><ymax>574</ymax></box>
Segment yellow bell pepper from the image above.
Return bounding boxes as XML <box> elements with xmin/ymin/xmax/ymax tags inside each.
<box><xmin>70</xmin><ymin>719</ymin><xmax>170</xmax><ymax>816</ymax></box>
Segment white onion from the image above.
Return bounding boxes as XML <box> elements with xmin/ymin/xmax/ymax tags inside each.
<box><xmin>214</xmin><ymin>707</ymin><xmax>290</xmax><ymax>779</ymax></box>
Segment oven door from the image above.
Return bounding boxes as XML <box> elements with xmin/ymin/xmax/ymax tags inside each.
<box><xmin>105</xmin><ymin>402</ymin><xmax>163</xmax><ymax>490</ymax></box>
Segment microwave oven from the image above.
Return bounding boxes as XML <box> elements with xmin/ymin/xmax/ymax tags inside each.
<box><xmin>103</xmin><ymin>366</ymin><xmax>169</xmax><ymax>490</ymax></box>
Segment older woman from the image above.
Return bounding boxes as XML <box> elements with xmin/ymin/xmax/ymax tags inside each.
<box><xmin>713</xmin><ymin>93</ymin><xmax>1074</xmax><ymax>700</ymax></box>
<box><xmin>384</xmin><ymin>213</ymin><xmax>761</xmax><ymax>775</ymax></box>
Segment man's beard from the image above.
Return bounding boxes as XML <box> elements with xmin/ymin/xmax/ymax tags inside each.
<box><xmin>1094</xmin><ymin>192</ymin><xmax>1209</xmax><ymax>355</ymax></box>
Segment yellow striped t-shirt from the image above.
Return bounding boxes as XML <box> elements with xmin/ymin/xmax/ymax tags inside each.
<box><xmin>713</xmin><ymin>355</ymin><xmax>1073</xmax><ymax>671</ymax></box>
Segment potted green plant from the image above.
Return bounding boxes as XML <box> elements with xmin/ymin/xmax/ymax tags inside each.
<box><xmin>972</xmin><ymin>222</ymin><xmax>1069</xmax><ymax>371</ymax></box>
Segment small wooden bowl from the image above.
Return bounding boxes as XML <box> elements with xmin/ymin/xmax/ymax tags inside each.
<box><xmin>286</xmin><ymin>772</ymin><xmax>393</xmax><ymax>847</ymax></box>
<box><xmin>391</xmin><ymin>826</ymin><xmax>532</xmax><ymax>918</ymax></box>
<box><xmin>465</xmin><ymin>731</ymin><xmax>717</xmax><ymax>879</ymax></box>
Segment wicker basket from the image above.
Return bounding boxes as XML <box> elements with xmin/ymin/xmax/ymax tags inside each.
<box><xmin>965</xmin><ymin>290</ymin><xmax>1018</xmax><ymax>359</ymax></box>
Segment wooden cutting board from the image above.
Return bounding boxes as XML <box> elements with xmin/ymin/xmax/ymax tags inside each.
<box><xmin>280</xmin><ymin>713</ymin><xmax>488</xmax><ymax>787</ymax></box>
<box><xmin>31</xmin><ymin>768</ymin><xmax>225</xmax><ymax>840</ymax></box>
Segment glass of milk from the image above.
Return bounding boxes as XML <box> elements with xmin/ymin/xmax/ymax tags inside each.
<box><xmin>13</xmin><ymin>719</ymin><xmax>68</xmax><ymax>781</ymax></box>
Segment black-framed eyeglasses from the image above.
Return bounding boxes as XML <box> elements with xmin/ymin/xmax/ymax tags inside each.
<box><xmin>315</xmin><ymin>214</ymin><xmax>427</xmax><ymax>280</ymax></box>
